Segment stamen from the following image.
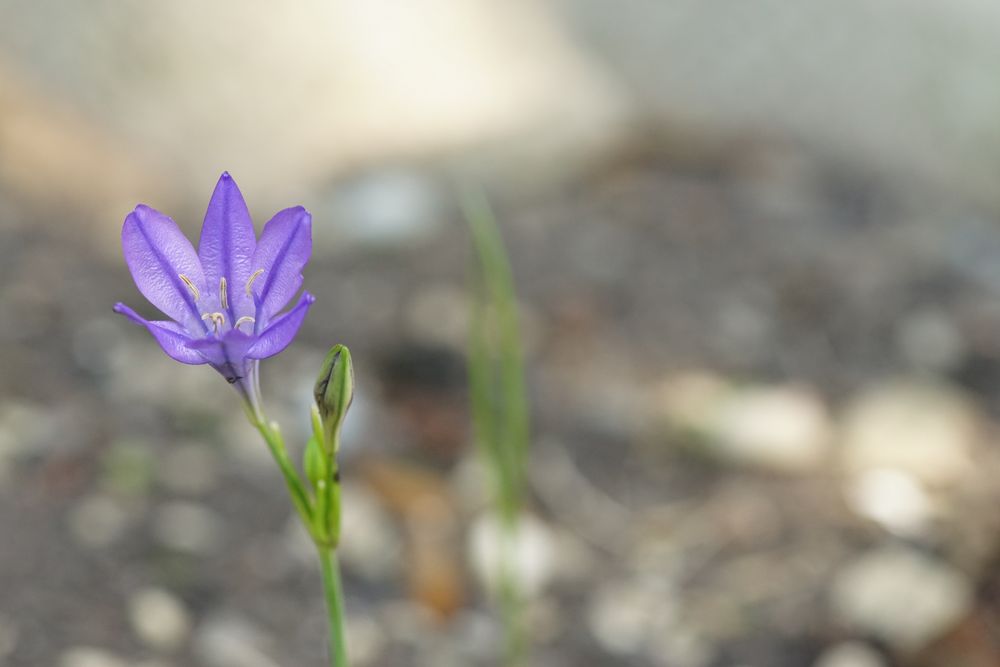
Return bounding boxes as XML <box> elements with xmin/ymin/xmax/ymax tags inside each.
<box><xmin>202</xmin><ymin>312</ymin><xmax>226</xmax><ymax>333</ymax></box>
<box><xmin>179</xmin><ymin>274</ymin><xmax>200</xmax><ymax>302</ymax></box>
<box><xmin>234</xmin><ymin>316</ymin><xmax>255</xmax><ymax>330</ymax></box>
<box><xmin>220</xmin><ymin>276</ymin><xmax>229</xmax><ymax>310</ymax></box>
<box><xmin>245</xmin><ymin>269</ymin><xmax>265</xmax><ymax>297</ymax></box>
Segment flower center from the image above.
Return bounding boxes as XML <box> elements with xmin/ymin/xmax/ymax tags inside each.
<box><xmin>178</xmin><ymin>272</ymin><xmax>259</xmax><ymax>335</ymax></box>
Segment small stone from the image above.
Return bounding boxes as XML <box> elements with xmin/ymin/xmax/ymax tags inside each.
<box><xmin>152</xmin><ymin>502</ymin><xmax>223</xmax><ymax>554</ymax></box>
<box><xmin>158</xmin><ymin>442</ymin><xmax>218</xmax><ymax>495</ymax></box>
<box><xmin>831</xmin><ymin>546</ymin><xmax>972</xmax><ymax>651</ymax></box>
<box><xmin>840</xmin><ymin>381</ymin><xmax>979</xmax><ymax>487</ymax></box>
<box><xmin>69</xmin><ymin>494</ymin><xmax>132</xmax><ymax>549</ymax></box>
<box><xmin>663</xmin><ymin>379</ymin><xmax>832</xmax><ymax>473</ymax></box>
<box><xmin>468</xmin><ymin>512</ymin><xmax>555</xmax><ymax>598</ymax></box>
<box><xmin>845</xmin><ymin>468</ymin><xmax>933</xmax><ymax>537</ymax></box>
<box><xmin>813</xmin><ymin>642</ymin><xmax>887</xmax><ymax>667</ymax></box>
<box><xmin>587</xmin><ymin>577</ymin><xmax>677</xmax><ymax>655</ymax></box>
<box><xmin>128</xmin><ymin>588</ymin><xmax>191</xmax><ymax>651</ymax></box>
<box><xmin>58</xmin><ymin>647</ymin><xmax>128</xmax><ymax>667</ymax></box>
<box><xmin>193</xmin><ymin>613</ymin><xmax>278</xmax><ymax>667</ymax></box>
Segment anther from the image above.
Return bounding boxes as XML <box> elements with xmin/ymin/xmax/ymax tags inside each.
<box><xmin>220</xmin><ymin>276</ymin><xmax>229</xmax><ymax>310</ymax></box>
<box><xmin>245</xmin><ymin>269</ymin><xmax>265</xmax><ymax>297</ymax></box>
<box><xmin>202</xmin><ymin>312</ymin><xmax>226</xmax><ymax>333</ymax></box>
<box><xmin>179</xmin><ymin>274</ymin><xmax>200</xmax><ymax>302</ymax></box>
<box><xmin>234</xmin><ymin>316</ymin><xmax>255</xmax><ymax>330</ymax></box>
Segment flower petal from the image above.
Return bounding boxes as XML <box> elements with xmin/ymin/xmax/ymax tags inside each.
<box><xmin>122</xmin><ymin>205</ymin><xmax>206</xmax><ymax>332</ymax></box>
<box><xmin>199</xmin><ymin>172</ymin><xmax>257</xmax><ymax>320</ymax></box>
<box><xmin>249</xmin><ymin>206</ymin><xmax>312</xmax><ymax>324</ymax></box>
<box><xmin>185</xmin><ymin>328</ymin><xmax>253</xmax><ymax>369</ymax></box>
<box><xmin>113</xmin><ymin>303</ymin><xmax>207</xmax><ymax>365</ymax></box>
<box><xmin>247</xmin><ymin>292</ymin><xmax>315</xmax><ymax>359</ymax></box>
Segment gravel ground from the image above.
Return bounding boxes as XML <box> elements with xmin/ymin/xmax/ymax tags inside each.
<box><xmin>2</xmin><ymin>140</ymin><xmax>1000</xmax><ymax>666</ymax></box>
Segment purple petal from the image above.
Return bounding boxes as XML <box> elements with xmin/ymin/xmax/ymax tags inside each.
<box><xmin>247</xmin><ymin>292</ymin><xmax>315</xmax><ymax>359</ymax></box>
<box><xmin>113</xmin><ymin>303</ymin><xmax>208</xmax><ymax>365</ymax></box>
<box><xmin>199</xmin><ymin>172</ymin><xmax>256</xmax><ymax>320</ymax></box>
<box><xmin>249</xmin><ymin>206</ymin><xmax>312</xmax><ymax>323</ymax></box>
<box><xmin>185</xmin><ymin>328</ymin><xmax>253</xmax><ymax>368</ymax></box>
<box><xmin>122</xmin><ymin>205</ymin><xmax>206</xmax><ymax>332</ymax></box>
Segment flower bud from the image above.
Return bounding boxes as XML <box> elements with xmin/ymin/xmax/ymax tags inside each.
<box><xmin>303</xmin><ymin>434</ymin><xmax>327</xmax><ymax>491</ymax></box>
<box><xmin>314</xmin><ymin>344</ymin><xmax>354</xmax><ymax>451</ymax></box>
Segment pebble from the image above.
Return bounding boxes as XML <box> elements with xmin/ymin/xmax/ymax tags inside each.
<box><xmin>659</xmin><ymin>376</ymin><xmax>832</xmax><ymax>473</ymax></box>
<box><xmin>708</xmin><ymin>384</ymin><xmax>831</xmax><ymax>472</ymax></box>
<box><xmin>193</xmin><ymin>613</ymin><xmax>279</xmax><ymax>667</ymax></box>
<box><xmin>468</xmin><ymin>512</ymin><xmax>555</xmax><ymax>598</ymax></box>
<box><xmin>128</xmin><ymin>587</ymin><xmax>191</xmax><ymax>652</ymax></box>
<box><xmin>587</xmin><ymin>577</ymin><xmax>678</xmax><ymax>656</ymax></box>
<box><xmin>844</xmin><ymin>468</ymin><xmax>933</xmax><ymax>537</ymax></box>
<box><xmin>69</xmin><ymin>494</ymin><xmax>132</xmax><ymax>549</ymax></box>
<box><xmin>831</xmin><ymin>546</ymin><xmax>972</xmax><ymax>651</ymax></box>
<box><xmin>152</xmin><ymin>502</ymin><xmax>224</xmax><ymax>555</ymax></box>
<box><xmin>813</xmin><ymin>641</ymin><xmax>887</xmax><ymax>667</ymax></box>
<box><xmin>58</xmin><ymin>647</ymin><xmax>128</xmax><ymax>667</ymax></box>
<box><xmin>840</xmin><ymin>380</ymin><xmax>978</xmax><ymax>487</ymax></box>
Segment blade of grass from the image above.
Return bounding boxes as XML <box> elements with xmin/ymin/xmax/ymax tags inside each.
<box><xmin>462</xmin><ymin>186</ymin><xmax>531</xmax><ymax>666</ymax></box>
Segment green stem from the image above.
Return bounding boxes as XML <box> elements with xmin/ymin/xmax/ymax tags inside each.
<box><xmin>497</xmin><ymin>514</ymin><xmax>526</xmax><ymax>667</ymax></box>
<box><xmin>251</xmin><ymin>418</ymin><xmax>313</xmax><ymax>527</ymax></box>
<box><xmin>318</xmin><ymin>547</ymin><xmax>349</xmax><ymax>667</ymax></box>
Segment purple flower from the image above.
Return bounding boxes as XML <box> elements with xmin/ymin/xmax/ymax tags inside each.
<box><xmin>114</xmin><ymin>172</ymin><xmax>314</xmax><ymax>413</ymax></box>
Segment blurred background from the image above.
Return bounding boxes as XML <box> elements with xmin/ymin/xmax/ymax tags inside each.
<box><xmin>3</xmin><ymin>2</ymin><xmax>1000</xmax><ymax>666</ymax></box>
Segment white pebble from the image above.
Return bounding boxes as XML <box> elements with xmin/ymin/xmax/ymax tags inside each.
<box><xmin>128</xmin><ymin>588</ymin><xmax>191</xmax><ymax>651</ymax></box>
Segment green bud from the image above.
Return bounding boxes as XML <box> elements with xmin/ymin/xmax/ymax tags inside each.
<box><xmin>314</xmin><ymin>344</ymin><xmax>354</xmax><ymax>452</ymax></box>
<box><xmin>303</xmin><ymin>434</ymin><xmax>327</xmax><ymax>491</ymax></box>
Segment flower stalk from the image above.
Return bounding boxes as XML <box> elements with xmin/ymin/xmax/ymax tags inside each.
<box><xmin>243</xmin><ymin>346</ymin><xmax>355</xmax><ymax>667</ymax></box>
